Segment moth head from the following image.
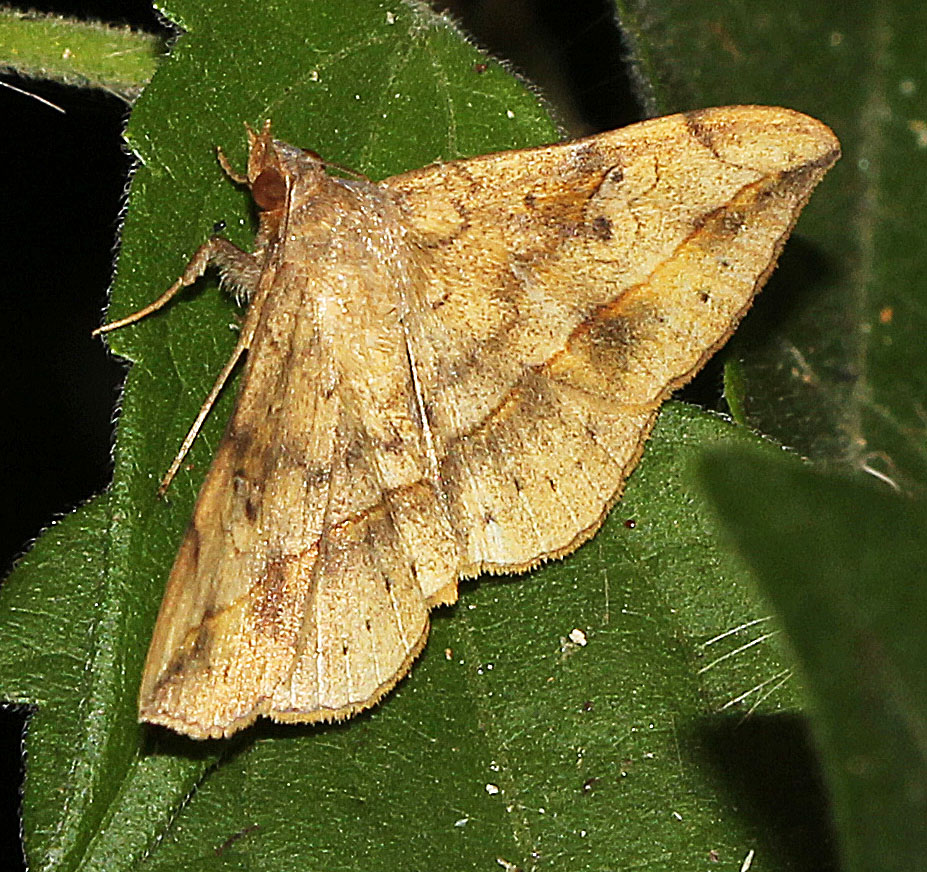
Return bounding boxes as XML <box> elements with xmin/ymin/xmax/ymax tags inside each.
<box><xmin>243</xmin><ymin>120</ymin><xmax>327</xmax><ymax>213</ymax></box>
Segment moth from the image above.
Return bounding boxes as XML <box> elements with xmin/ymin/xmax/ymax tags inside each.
<box><xmin>98</xmin><ymin>106</ymin><xmax>839</xmax><ymax>739</ymax></box>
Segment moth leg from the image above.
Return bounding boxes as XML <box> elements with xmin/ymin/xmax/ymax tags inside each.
<box><xmin>92</xmin><ymin>236</ymin><xmax>262</xmax><ymax>495</ymax></box>
<box><xmin>156</xmin><ymin>329</ymin><xmax>252</xmax><ymax>496</ymax></box>
<box><xmin>92</xmin><ymin>237</ymin><xmax>255</xmax><ymax>336</ymax></box>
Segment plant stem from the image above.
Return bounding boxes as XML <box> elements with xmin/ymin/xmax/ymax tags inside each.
<box><xmin>0</xmin><ymin>7</ymin><xmax>163</xmax><ymax>102</ymax></box>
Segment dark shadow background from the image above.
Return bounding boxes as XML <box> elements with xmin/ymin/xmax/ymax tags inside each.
<box><xmin>695</xmin><ymin>714</ymin><xmax>840</xmax><ymax>872</ymax></box>
<box><xmin>0</xmin><ymin>2</ymin><xmax>834</xmax><ymax>870</ymax></box>
<box><xmin>2</xmin><ymin>6</ymin><xmax>165</xmax><ymax>869</ymax></box>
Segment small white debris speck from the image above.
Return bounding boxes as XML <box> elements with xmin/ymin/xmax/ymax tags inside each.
<box><xmin>485</xmin><ymin>783</ymin><xmax>500</xmax><ymax>795</ymax></box>
<box><xmin>454</xmin><ymin>817</ymin><xmax>468</xmax><ymax>827</ymax></box>
<box><xmin>740</xmin><ymin>849</ymin><xmax>756</xmax><ymax>872</ymax></box>
<box><xmin>506</xmin><ymin>109</ymin><xmax>515</xmax><ymax>119</ymax></box>
<box><xmin>568</xmin><ymin>628</ymin><xmax>587</xmax><ymax>646</ymax></box>
<box><xmin>386</xmin><ymin>11</ymin><xmax>396</xmax><ymax>24</ymax></box>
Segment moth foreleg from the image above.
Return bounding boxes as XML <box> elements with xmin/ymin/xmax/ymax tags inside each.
<box><xmin>94</xmin><ymin>236</ymin><xmax>261</xmax><ymax>495</ymax></box>
<box><xmin>93</xmin><ymin>237</ymin><xmax>257</xmax><ymax>336</ymax></box>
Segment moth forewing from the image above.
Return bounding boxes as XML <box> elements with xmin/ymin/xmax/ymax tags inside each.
<box><xmin>107</xmin><ymin>107</ymin><xmax>839</xmax><ymax>738</ymax></box>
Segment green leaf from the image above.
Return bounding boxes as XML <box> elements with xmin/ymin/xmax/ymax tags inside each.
<box><xmin>1</xmin><ymin>0</ymin><xmax>852</xmax><ymax>870</ymax></box>
<box><xmin>618</xmin><ymin>0</ymin><xmax>927</xmax><ymax>488</ymax></box>
<box><xmin>701</xmin><ymin>449</ymin><xmax>927</xmax><ymax>872</ymax></box>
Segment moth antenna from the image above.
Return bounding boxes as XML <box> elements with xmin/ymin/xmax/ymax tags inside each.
<box><xmin>158</xmin><ymin>336</ymin><xmax>249</xmax><ymax>496</ymax></box>
<box><xmin>321</xmin><ymin>158</ymin><xmax>370</xmax><ymax>182</ymax></box>
<box><xmin>0</xmin><ymin>78</ymin><xmax>66</xmax><ymax>114</ymax></box>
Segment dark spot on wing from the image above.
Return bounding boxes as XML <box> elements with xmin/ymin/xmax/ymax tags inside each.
<box><xmin>251</xmin><ymin>556</ymin><xmax>297</xmax><ymax>638</ymax></box>
<box><xmin>382</xmin><ymin>436</ymin><xmax>405</xmax><ymax>455</ymax></box>
<box><xmin>591</xmin><ymin>215</ymin><xmax>612</xmax><ymax>240</ymax></box>
<box><xmin>682</xmin><ymin>111</ymin><xmax>718</xmax><ymax>155</ymax></box>
<box><xmin>157</xmin><ymin>615</ymin><xmax>216</xmax><ymax>690</ymax></box>
<box><xmin>227</xmin><ymin>427</ymin><xmax>254</xmax><ymax>456</ymax></box>
<box><xmin>585</xmin><ymin>311</ymin><xmax>636</xmax><ymax>360</ymax></box>
<box><xmin>304</xmin><ymin>465</ymin><xmax>332</xmax><ymax>488</ymax></box>
<box><xmin>184</xmin><ymin>522</ymin><xmax>202</xmax><ymax>567</ymax></box>
<box><xmin>192</xmin><ymin>622</ymin><xmax>213</xmax><ymax>661</ymax></box>
<box><xmin>721</xmin><ymin>210</ymin><xmax>746</xmax><ymax>235</ymax></box>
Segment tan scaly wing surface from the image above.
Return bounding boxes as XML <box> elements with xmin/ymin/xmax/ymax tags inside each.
<box><xmin>386</xmin><ymin>106</ymin><xmax>839</xmax><ymax>574</ymax></box>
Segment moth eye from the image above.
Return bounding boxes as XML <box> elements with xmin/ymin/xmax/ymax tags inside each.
<box><xmin>252</xmin><ymin>168</ymin><xmax>288</xmax><ymax>210</ymax></box>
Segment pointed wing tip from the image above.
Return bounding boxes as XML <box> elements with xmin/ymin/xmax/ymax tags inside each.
<box><xmin>683</xmin><ymin>105</ymin><xmax>841</xmax><ymax>176</ymax></box>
